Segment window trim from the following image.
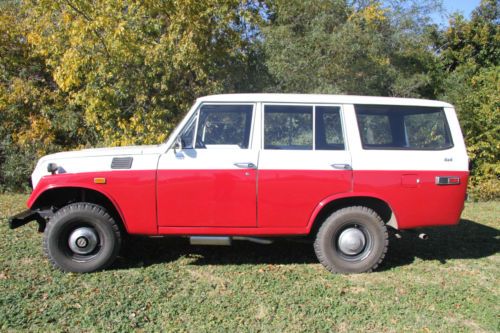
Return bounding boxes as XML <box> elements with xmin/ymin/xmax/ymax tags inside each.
<box><xmin>354</xmin><ymin>105</ymin><xmax>455</xmax><ymax>151</ymax></box>
<box><xmin>179</xmin><ymin>111</ymin><xmax>198</xmax><ymax>149</ymax></box>
<box><xmin>262</xmin><ymin>103</ymin><xmax>346</xmax><ymax>151</ymax></box>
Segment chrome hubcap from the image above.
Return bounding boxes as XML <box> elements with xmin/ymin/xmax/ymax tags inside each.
<box><xmin>68</xmin><ymin>227</ymin><xmax>98</xmax><ymax>255</ymax></box>
<box><xmin>337</xmin><ymin>227</ymin><xmax>366</xmax><ymax>256</ymax></box>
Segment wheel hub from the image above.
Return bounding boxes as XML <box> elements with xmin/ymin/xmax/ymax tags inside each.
<box><xmin>68</xmin><ymin>227</ymin><xmax>98</xmax><ymax>255</ymax></box>
<box><xmin>337</xmin><ymin>227</ymin><xmax>366</xmax><ymax>256</ymax></box>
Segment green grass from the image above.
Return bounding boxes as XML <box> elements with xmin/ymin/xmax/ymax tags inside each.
<box><xmin>1</xmin><ymin>194</ymin><xmax>498</xmax><ymax>332</ymax></box>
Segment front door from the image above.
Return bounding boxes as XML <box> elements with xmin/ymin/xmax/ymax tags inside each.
<box><xmin>157</xmin><ymin>104</ymin><xmax>257</xmax><ymax>227</ymax></box>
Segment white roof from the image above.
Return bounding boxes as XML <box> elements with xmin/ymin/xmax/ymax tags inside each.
<box><xmin>198</xmin><ymin>93</ymin><xmax>453</xmax><ymax>108</ymax></box>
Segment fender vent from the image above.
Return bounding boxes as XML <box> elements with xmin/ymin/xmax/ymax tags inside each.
<box><xmin>111</xmin><ymin>157</ymin><xmax>133</xmax><ymax>169</ymax></box>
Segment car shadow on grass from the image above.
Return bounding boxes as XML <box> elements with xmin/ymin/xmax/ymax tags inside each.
<box><xmin>112</xmin><ymin>219</ymin><xmax>499</xmax><ymax>271</ymax></box>
<box><xmin>379</xmin><ymin>219</ymin><xmax>500</xmax><ymax>271</ymax></box>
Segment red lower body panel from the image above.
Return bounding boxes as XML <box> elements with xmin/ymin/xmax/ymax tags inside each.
<box><xmin>353</xmin><ymin>170</ymin><xmax>469</xmax><ymax>229</ymax></box>
<box><xmin>28</xmin><ymin>169</ymin><xmax>469</xmax><ymax>236</ymax></box>
<box><xmin>28</xmin><ymin>171</ymin><xmax>157</xmax><ymax>234</ymax></box>
<box><xmin>257</xmin><ymin>169</ymin><xmax>352</xmax><ymax>228</ymax></box>
<box><xmin>156</xmin><ymin>169</ymin><xmax>257</xmax><ymax>227</ymax></box>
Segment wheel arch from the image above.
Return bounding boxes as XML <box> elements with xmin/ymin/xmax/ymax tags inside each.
<box><xmin>307</xmin><ymin>194</ymin><xmax>398</xmax><ymax>236</ymax></box>
<box><xmin>30</xmin><ymin>186</ymin><xmax>129</xmax><ymax>233</ymax></box>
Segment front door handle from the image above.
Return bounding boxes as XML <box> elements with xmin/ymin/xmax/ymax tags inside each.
<box><xmin>331</xmin><ymin>163</ymin><xmax>352</xmax><ymax>170</ymax></box>
<box><xmin>234</xmin><ymin>162</ymin><xmax>257</xmax><ymax>169</ymax></box>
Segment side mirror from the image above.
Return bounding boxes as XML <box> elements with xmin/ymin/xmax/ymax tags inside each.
<box><xmin>173</xmin><ymin>137</ymin><xmax>182</xmax><ymax>153</ymax></box>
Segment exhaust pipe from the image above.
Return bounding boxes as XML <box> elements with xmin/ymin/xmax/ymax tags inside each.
<box><xmin>418</xmin><ymin>233</ymin><xmax>429</xmax><ymax>240</ymax></box>
<box><xmin>397</xmin><ymin>230</ymin><xmax>430</xmax><ymax>240</ymax></box>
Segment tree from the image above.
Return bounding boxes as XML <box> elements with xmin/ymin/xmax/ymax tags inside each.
<box><xmin>24</xmin><ymin>0</ymin><xmax>265</xmax><ymax>146</ymax></box>
<box><xmin>436</xmin><ymin>0</ymin><xmax>499</xmax><ymax>199</ymax></box>
<box><xmin>0</xmin><ymin>1</ymin><xmax>89</xmax><ymax>190</ymax></box>
<box><xmin>262</xmin><ymin>0</ymin><xmax>441</xmax><ymax>97</ymax></box>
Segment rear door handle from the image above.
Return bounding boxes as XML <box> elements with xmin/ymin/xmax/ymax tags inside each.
<box><xmin>234</xmin><ymin>162</ymin><xmax>257</xmax><ymax>169</ymax></box>
<box><xmin>331</xmin><ymin>164</ymin><xmax>352</xmax><ymax>170</ymax></box>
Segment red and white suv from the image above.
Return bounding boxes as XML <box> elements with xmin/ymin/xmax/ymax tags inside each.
<box><xmin>9</xmin><ymin>94</ymin><xmax>469</xmax><ymax>273</ymax></box>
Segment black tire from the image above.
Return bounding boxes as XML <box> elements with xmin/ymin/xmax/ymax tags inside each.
<box><xmin>43</xmin><ymin>203</ymin><xmax>122</xmax><ymax>273</ymax></box>
<box><xmin>314</xmin><ymin>206</ymin><xmax>388</xmax><ymax>274</ymax></box>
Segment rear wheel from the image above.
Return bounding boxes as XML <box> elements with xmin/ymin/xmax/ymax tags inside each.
<box><xmin>314</xmin><ymin>206</ymin><xmax>388</xmax><ymax>274</ymax></box>
<box><xmin>43</xmin><ymin>203</ymin><xmax>121</xmax><ymax>273</ymax></box>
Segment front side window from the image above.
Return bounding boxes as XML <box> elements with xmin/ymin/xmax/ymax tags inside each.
<box><xmin>264</xmin><ymin>105</ymin><xmax>313</xmax><ymax>150</ymax></box>
<box><xmin>355</xmin><ymin>105</ymin><xmax>453</xmax><ymax>150</ymax></box>
<box><xmin>180</xmin><ymin>104</ymin><xmax>253</xmax><ymax>149</ymax></box>
<box><xmin>197</xmin><ymin>105</ymin><xmax>253</xmax><ymax>148</ymax></box>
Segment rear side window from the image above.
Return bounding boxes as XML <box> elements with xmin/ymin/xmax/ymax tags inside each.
<box><xmin>264</xmin><ymin>105</ymin><xmax>313</xmax><ymax>150</ymax></box>
<box><xmin>315</xmin><ymin>106</ymin><xmax>344</xmax><ymax>150</ymax></box>
<box><xmin>355</xmin><ymin>105</ymin><xmax>453</xmax><ymax>150</ymax></box>
<box><xmin>264</xmin><ymin>105</ymin><xmax>345</xmax><ymax>150</ymax></box>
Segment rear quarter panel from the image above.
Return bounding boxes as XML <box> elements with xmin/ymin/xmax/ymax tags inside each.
<box><xmin>344</xmin><ymin>104</ymin><xmax>469</xmax><ymax>229</ymax></box>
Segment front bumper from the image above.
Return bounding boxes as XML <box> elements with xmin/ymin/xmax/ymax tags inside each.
<box><xmin>8</xmin><ymin>209</ymin><xmax>46</xmax><ymax>232</ymax></box>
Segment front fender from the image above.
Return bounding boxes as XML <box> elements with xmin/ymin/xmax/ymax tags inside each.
<box><xmin>28</xmin><ymin>171</ymin><xmax>158</xmax><ymax>235</ymax></box>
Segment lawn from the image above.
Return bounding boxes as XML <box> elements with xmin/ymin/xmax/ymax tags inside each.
<box><xmin>0</xmin><ymin>193</ymin><xmax>498</xmax><ymax>332</ymax></box>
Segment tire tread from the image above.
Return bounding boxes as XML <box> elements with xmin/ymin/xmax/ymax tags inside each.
<box><xmin>313</xmin><ymin>206</ymin><xmax>388</xmax><ymax>274</ymax></box>
<box><xmin>43</xmin><ymin>202</ymin><xmax>121</xmax><ymax>272</ymax></box>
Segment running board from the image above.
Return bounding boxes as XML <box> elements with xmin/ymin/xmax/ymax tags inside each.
<box><xmin>189</xmin><ymin>236</ymin><xmax>273</xmax><ymax>246</ymax></box>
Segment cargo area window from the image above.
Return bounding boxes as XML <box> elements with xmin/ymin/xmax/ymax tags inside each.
<box><xmin>355</xmin><ymin>105</ymin><xmax>453</xmax><ymax>150</ymax></box>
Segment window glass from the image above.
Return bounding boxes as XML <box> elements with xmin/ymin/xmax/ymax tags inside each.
<box><xmin>195</xmin><ymin>104</ymin><xmax>253</xmax><ymax>149</ymax></box>
<box><xmin>355</xmin><ymin>105</ymin><xmax>453</xmax><ymax>150</ymax></box>
<box><xmin>264</xmin><ymin>105</ymin><xmax>313</xmax><ymax>150</ymax></box>
<box><xmin>404</xmin><ymin>111</ymin><xmax>451</xmax><ymax>148</ymax></box>
<box><xmin>315</xmin><ymin>106</ymin><xmax>344</xmax><ymax>150</ymax></box>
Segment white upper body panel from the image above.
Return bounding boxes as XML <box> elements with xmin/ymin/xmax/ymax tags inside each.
<box><xmin>32</xmin><ymin>94</ymin><xmax>468</xmax><ymax>189</ymax></box>
<box><xmin>40</xmin><ymin>145</ymin><xmax>162</xmax><ymax>159</ymax></box>
<box><xmin>31</xmin><ymin>145</ymin><xmax>162</xmax><ymax>188</ymax></box>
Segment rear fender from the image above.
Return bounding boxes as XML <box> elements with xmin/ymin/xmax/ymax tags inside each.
<box><xmin>307</xmin><ymin>192</ymin><xmax>399</xmax><ymax>232</ymax></box>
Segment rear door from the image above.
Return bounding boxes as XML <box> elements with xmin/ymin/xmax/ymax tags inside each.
<box><xmin>157</xmin><ymin>103</ymin><xmax>258</xmax><ymax>227</ymax></box>
<box><xmin>257</xmin><ymin>104</ymin><xmax>353</xmax><ymax>229</ymax></box>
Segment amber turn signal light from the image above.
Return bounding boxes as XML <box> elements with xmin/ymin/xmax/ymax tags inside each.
<box><xmin>93</xmin><ymin>177</ymin><xmax>106</xmax><ymax>184</ymax></box>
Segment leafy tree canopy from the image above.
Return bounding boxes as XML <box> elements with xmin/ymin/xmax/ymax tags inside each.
<box><xmin>0</xmin><ymin>0</ymin><xmax>498</xmax><ymax>199</ymax></box>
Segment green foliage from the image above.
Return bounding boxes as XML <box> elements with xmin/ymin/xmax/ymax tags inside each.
<box><xmin>436</xmin><ymin>0</ymin><xmax>500</xmax><ymax>200</ymax></box>
<box><xmin>24</xmin><ymin>0</ymin><xmax>265</xmax><ymax>146</ymax></box>
<box><xmin>0</xmin><ymin>1</ymin><xmax>93</xmax><ymax>191</ymax></box>
<box><xmin>0</xmin><ymin>0</ymin><xmax>498</xmax><ymax>198</ymax></box>
<box><xmin>0</xmin><ymin>0</ymin><xmax>265</xmax><ymax>190</ymax></box>
<box><xmin>442</xmin><ymin>65</ymin><xmax>499</xmax><ymax>200</ymax></box>
<box><xmin>262</xmin><ymin>0</ymin><xmax>440</xmax><ymax>97</ymax></box>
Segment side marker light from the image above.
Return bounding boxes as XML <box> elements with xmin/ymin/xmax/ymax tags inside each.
<box><xmin>93</xmin><ymin>177</ymin><xmax>107</xmax><ymax>184</ymax></box>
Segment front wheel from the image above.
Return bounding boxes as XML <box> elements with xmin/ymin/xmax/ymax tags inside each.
<box><xmin>43</xmin><ymin>203</ymin><xmax>122</xmax><ymax>273</ymax></box>
<box><xmin>314</xmin><ymin>206</ymin><xmax>388</xmax><ymax>274</ymax></box>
